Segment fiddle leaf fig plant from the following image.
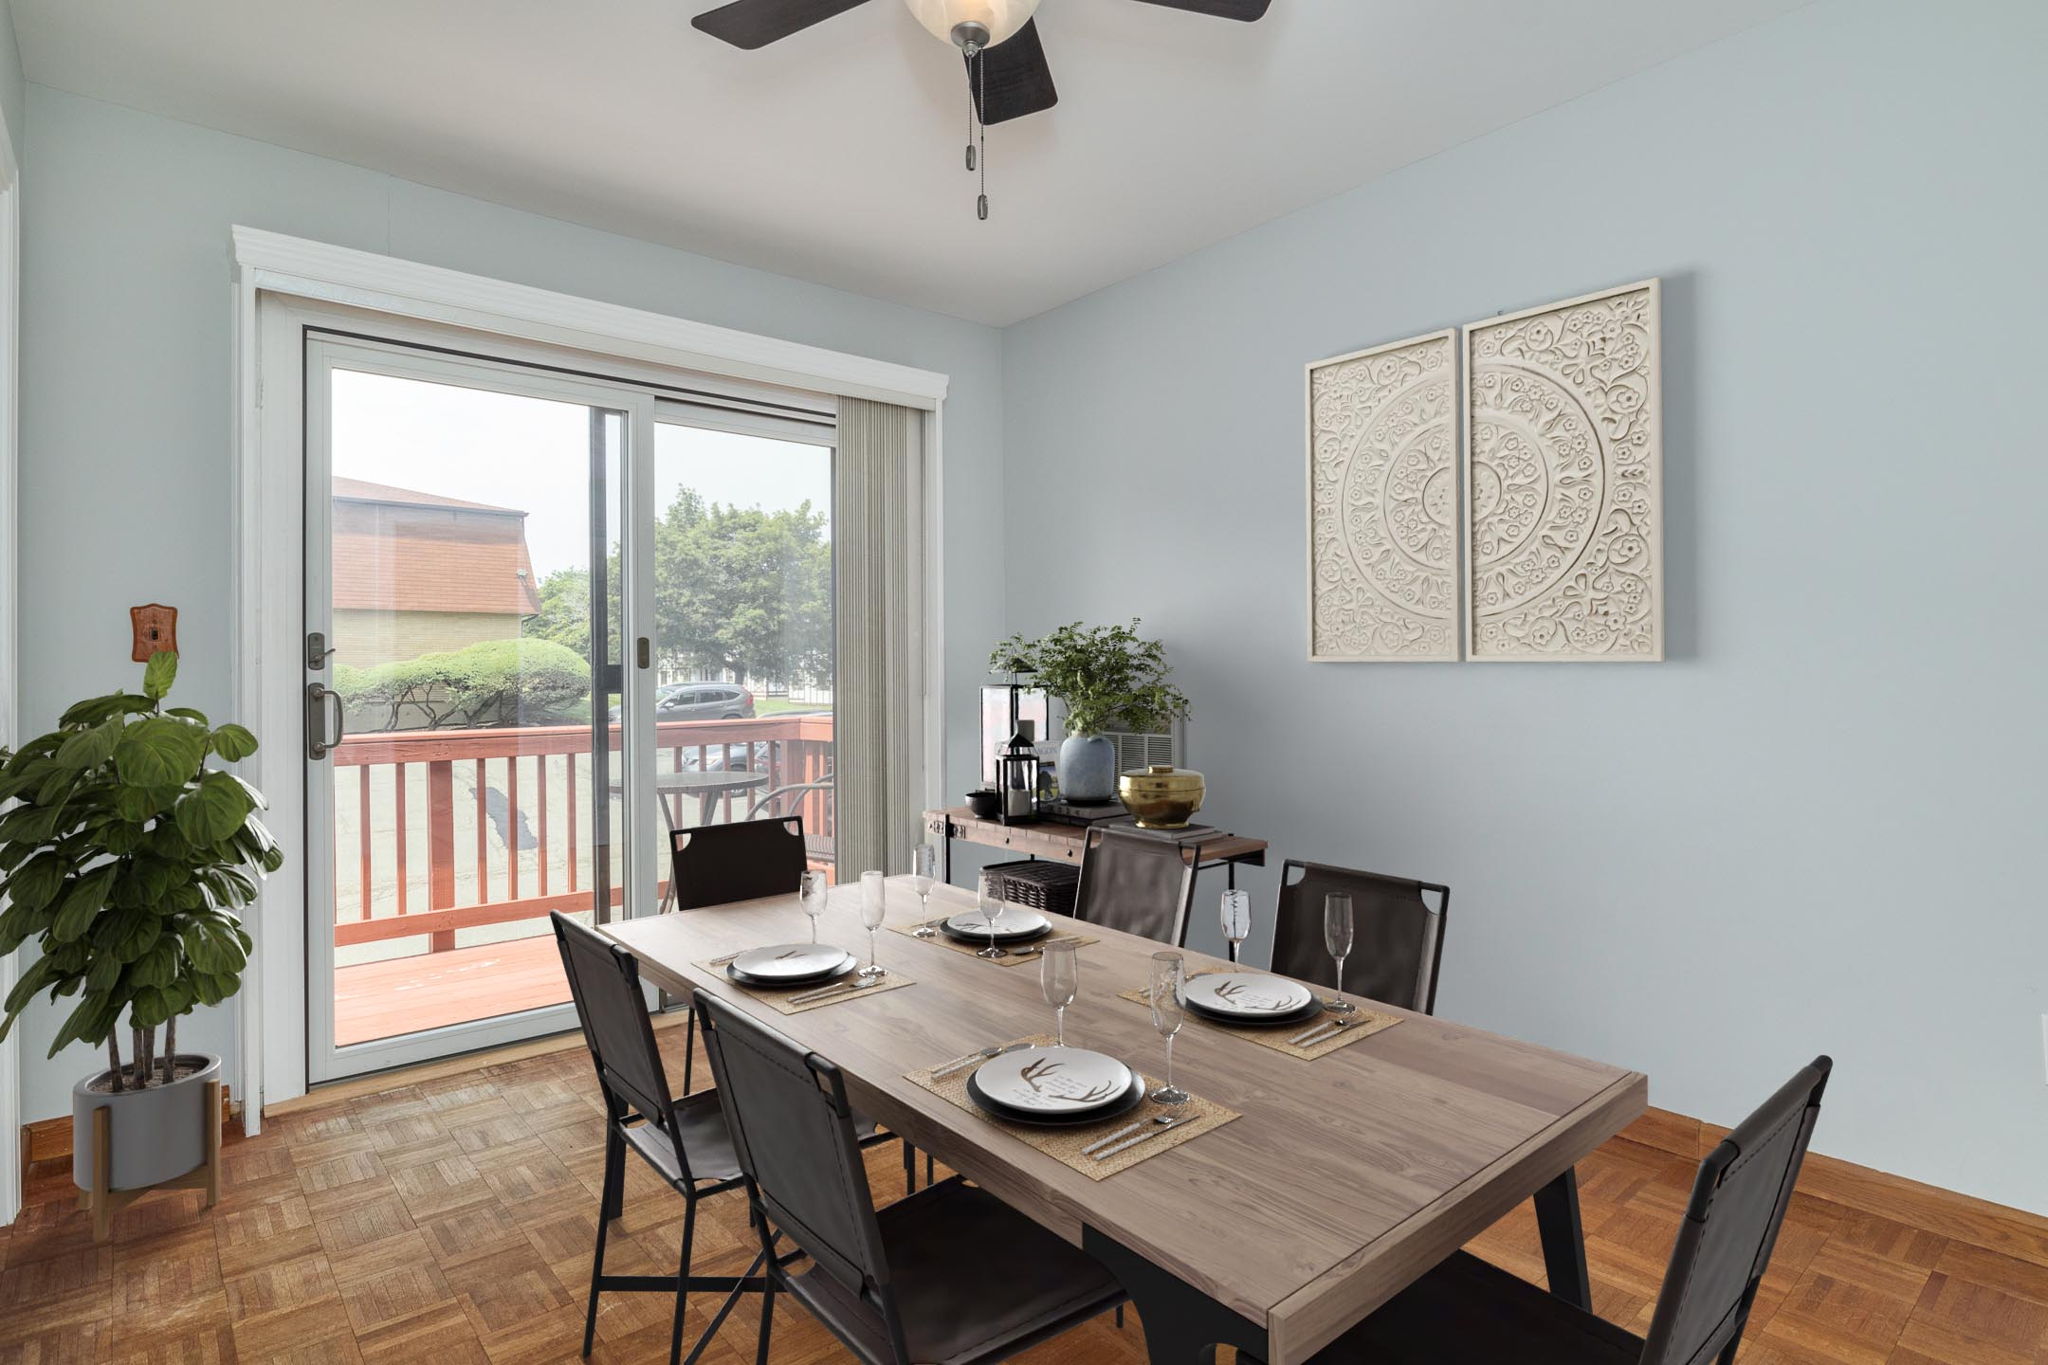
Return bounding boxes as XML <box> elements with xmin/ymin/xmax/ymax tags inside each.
<box><xmin>989</xmin><ymin>619</ymin><xmax>1190</xmax><ymax>738</ymax></box>
<box><xmin>0</xmin><ymin>651</ymin><xmax>280</xmax><ymax>1091</ymax></box>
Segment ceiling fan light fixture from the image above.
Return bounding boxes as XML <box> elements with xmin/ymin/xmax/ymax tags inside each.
<box><xmin>903</xmin><ymin>0</ymin><xmax>1041</xmax><ymax>50</ymax></box>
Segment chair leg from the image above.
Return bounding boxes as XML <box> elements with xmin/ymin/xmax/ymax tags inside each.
<box><xmin>585</xmin><ymin>1127</ymin><xmax>625</xmax><ymax>1356</ymax></box>
<box><xmin>668</xmin><ymin>1199</ymin><xmax>698</xmax><ymax>1365</ymax></box>
<box><xmin>902</xmin><ymin>1141</ymin><xmax>915</xmax><ymax>1195</ymax></box>
<box><xmin>1115</xmin><ymin>1305</ymin><xmax>1125</xmax><ymax>1329</ymax></box>
<box><xmin>755</xmin><ymin>1266</ymin><xmax>777</xmax><ymax>1365</ymax></box>
<box><xmin>682</xmin><ymin>1007</ymin><xmax>698</xmax><ymax>1095</ymax></box>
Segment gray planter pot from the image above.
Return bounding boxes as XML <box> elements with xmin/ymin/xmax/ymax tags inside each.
<box><xmin>73</xmin><ymin>1053</ymin><xmax>221</xmax><ymax>1192</ymax></box>
<box><xmin>1059</xmin><ymin>734</ymin><xmax>1118</xmax><ymax>803</ymax></box>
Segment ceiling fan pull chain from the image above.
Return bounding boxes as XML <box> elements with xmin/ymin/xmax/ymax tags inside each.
<box><xmin>977</xmin><ymin>46</ymin><xmax>989</xmax><ymax>220</ymax></box>
<box><xmin>964</xmin><ymin>50</ymin><xmax>976</xmax><ymax>171</ymax></box>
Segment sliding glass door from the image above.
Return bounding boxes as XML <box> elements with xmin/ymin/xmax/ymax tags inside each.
<box><xmin>299</xmin><ymin>331</ymin><xmax>840</xmax><ymax>1081</ymax></box>
<box><xmin>303</xmin><ymin>337</ymin><xmax>655</xmax><ymax>1079</ymax></box>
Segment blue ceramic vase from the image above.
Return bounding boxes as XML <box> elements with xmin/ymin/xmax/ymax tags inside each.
<box><xmin>1059</xmin><ymin>734</ymin><xmax>1118</xmax><ymax>804</ymax></box>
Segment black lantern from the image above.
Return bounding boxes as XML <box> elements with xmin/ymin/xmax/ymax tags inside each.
<box><xmin>996</xmin><ymin>720</ymin><xmax>1041</xmax><ymax>825</ymax></box>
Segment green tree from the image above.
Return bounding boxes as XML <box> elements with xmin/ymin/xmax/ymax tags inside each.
<box><xmin>527</xmin><ymin>489</ymin><xmax>831</xmax><ymax>689</ymax></box>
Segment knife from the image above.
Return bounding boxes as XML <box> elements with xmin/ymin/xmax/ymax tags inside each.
<box><xmin>1091</xmin><ymin>1116</ymin><xmax>1189</xmax><ymax>1159</ymax></box>
<box><xmin>1078</xmin><ymin>1117</ymin><xmax>1150</xmax><ymax>1155</ymax></box>
<box><xmin>789</xmin><ymin>979</ymin><xmax>865</xmax><ymax>1005</ymax></box>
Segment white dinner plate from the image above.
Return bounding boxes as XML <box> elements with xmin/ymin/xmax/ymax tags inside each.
<box><xmin>968</xmin><ymin>1046</ymin><xmax>1134</xmax><ymax>1115</ymax></box>
<box><xmin>727</xmin><ymin>943</ymin><xmax>856</xmax><ymax>983</ymax></box>
<box><xmin>1181</xmin><ymin>972</ymin><xmax>1314</xmax><ymax>1018</ymax></box>
<box><xmin>941</xmin><ymin>907</ymin><xmax>1051</xmax><ymax>941</ymax></box>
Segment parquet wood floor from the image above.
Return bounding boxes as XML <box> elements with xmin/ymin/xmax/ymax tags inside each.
<box><xmin>5</xmin><ymin>1033</ymin><xmax>2044</xmax><ymax>1364</ymax></box>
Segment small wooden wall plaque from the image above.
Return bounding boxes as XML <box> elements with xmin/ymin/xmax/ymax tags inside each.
<box><xmin>130</xmin><ymin>604</ymin><xmax>178</xmax><ymax>662</ymax></box>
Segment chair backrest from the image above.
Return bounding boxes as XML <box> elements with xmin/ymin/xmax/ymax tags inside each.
<box><xmin>550</xmin><ymin>912</ymin><xmax>693</xmax><ymax>1175</ymax></box>
<box><xmin>1637</xmin><ymin>1057</ymin><xmax>1833</xmax><ymax>1365</ymax></box>
<box><xmin>693</xmin><ymin>991</ymin><xmax>905</xmax><ymax>1347</ymax></box>
<box><xmin>1270</xmin><ymin>861</ymin><xmax>1448</xmax><ymax>1013</ymax></box>
<box><xmin>1072</xmin><ymin>828</ymin><xmax>1198</xmax><ymax>946</ymax></box>
<box><xmin>670</xmin><ymin>815</ymin><xmax>807</xmax><ymax>910</ymax></box>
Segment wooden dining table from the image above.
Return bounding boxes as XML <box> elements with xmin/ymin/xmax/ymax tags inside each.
<box><xmin>600</xmin><ymin>879</ymin><xmax>1647</xmax><ymax>1365</ymax></box>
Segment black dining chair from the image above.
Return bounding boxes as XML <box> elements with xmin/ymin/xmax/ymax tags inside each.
<box><xmin>1071</xmin><ymin>827</ymin><xmax>1198</xmax><ymax>946</ymax></box>
<box><xmin>550</xmin><ymin>910</ymin><xmax>764</xmax><ymax>1365</ymax></box>
<box><xmin>1268</xmin><ymin>861</ymin><xmax>1449</xmax><ymax>1013</ymax></box>
<box><xmin>1295</xmin><ymin>1056</ymin><xmax>1833</xmax><ymax>1365</ymax></box>
<box><xmin>667</xmin><ymin>815</ymin><xmax>809</xmax><ymax>1096</ymax></box>
<box><xmin>693</xmin><ymin>990</ymin><xmax>1130</xmax><ymax>1365</ymax></box>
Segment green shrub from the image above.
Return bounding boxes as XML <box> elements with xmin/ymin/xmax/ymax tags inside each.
<box><xmin>338</xmin><ymin>637</ymin><xmax>590</xmax><ymax>730</ymax></box>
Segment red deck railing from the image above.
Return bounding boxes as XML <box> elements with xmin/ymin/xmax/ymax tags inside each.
<box><xmin>330</xmin><ymin>714</ymin><xmax>834</xmax><ymax>952</ymax></box>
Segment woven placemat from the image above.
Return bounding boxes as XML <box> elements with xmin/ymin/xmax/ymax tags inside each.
<box><xmin>698</xmin><ymin>953</ymin><xmax>915</xmax><ymax>1016</ymax></box>
<box><xmin>887</xmin><ymin>920</ymin><xmax>1098</xmax><ymax>967</ymax></box>
<box><xmin>1115</xmin><ymin>969</ymin><xmax>1400</xmax><ymax>1061</ymax></box>
<box><xmin>906</xmin><ymin>1033</ymin><xmax>1237</xmax><ymax>1181</ymax></box>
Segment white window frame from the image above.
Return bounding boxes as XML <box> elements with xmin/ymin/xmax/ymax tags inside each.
<box><xmin>233</xmin><ymin>230</ymin><xmax>948</xmax><ymax>1122</ymax></box>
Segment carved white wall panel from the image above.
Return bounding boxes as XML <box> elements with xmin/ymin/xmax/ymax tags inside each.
<box><xmin>1463</xmin><ymin>280</ymin><xmax>1663</xmax><ymax>661</ymax></box>
<box><xmin>1306</xmin><ymin>330</ymin><xmax>1459</xmax><ymax>661</ymax></box>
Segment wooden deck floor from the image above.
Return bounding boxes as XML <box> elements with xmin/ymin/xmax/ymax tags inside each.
<box><xmin>335</xmin><ymin>936</ymin><xmax>569</xmax><ymax>1047</ymax></box>
<box><xmin>8</xmin><ymin>1029</ymin><xmax>2048</xmax><ymax>1362</ymax></box>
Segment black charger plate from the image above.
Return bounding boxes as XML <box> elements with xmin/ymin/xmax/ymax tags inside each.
<box><xmin>965</xmin><ymin>1071</ymin><xmax>1148</xmax><ymax>1128</ymax></box>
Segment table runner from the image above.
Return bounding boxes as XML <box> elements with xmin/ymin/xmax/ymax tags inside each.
<box><xmin>906</xmin><ymin>1033</ymin><xmax>1238</xmax><ymax>1181</ymax></box>
<box><xmin>1115</xmin><ymin>968</ymin><xmax>1400</xmax><ymax>1061</ymax></box>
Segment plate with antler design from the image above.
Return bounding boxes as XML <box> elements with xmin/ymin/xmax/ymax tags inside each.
<box><xmin>727</xmin><ymin>944</ymin><xmax>857</xmax><ymax>987</ymax></box>
<box><xmin>966</xmin><ymin>1047</ymin><xmax>1144</xmax><ymax>1126</ymax></box>
<box><xmin>1182</xmin><ymin>973</ymin><xmax>1322</xmax><ymax>1027</ymax></box>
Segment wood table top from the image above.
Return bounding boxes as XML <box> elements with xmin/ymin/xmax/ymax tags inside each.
<box><xmin>601</xmin><ymin>879</ymin><xmax>1645</xmax><ymax>1364</ymax></box>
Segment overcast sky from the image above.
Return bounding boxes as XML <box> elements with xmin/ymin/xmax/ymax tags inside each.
<box><xmin>330</xmin><ymin>368</ymin><xmax>832</xmax><ymax>580</ymax></box>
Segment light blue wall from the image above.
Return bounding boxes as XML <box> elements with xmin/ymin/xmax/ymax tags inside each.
<box><xmin>0</xmin><ymin>0</ymin><xmax>21</xmax><ymax>166</ymax></box>
<box><xmin>14</xmin><ymin>85</ymin><xmax>1007</xmax><ymax>1119</ymax></box>
<box><xmin>1003</xmin><ymin>0</ymin><xmax>2048</xmax><ymax>1212</ymax></box>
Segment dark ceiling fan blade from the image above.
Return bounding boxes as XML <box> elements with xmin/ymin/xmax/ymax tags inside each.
<box><xmin>971</xmin><ymin>19</ymin><xmax>1058</xmax><ymax>125</ymax></box>
<box><xmin>1128</xmin><ymin>0</ymin><xmax>1272</xmax><ymax>19</ymax></box>
<box><xmin>691</xmin><ymin>0</ymin><xmax>875</xmax><ymax>49</ymax></box>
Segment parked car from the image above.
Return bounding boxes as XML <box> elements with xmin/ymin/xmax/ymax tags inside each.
<box><xmin>609</xmin><ymin>682</ymin><xmax>756</xmax><ymax>722</ymax></box>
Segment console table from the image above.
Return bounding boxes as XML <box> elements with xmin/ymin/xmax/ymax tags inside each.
<box><xmin>923</xmin><ymin>806</ymin><xmax>1268</xmax><ymax>889</ymax></box>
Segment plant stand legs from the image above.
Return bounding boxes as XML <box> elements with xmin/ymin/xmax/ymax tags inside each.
<box><xmin>85</xmin><ymin>1078</ymin><xmax>222</xmax><ymax>1243</ymax></box>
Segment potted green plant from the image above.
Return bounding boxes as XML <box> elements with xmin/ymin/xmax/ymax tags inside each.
<box><xmin>0</xmin><ymin>651</ymin><xmax>280</xmax><ymax>1216</ymax></box>
<box><xmin>988</xmin><ymin>620</ymin><xmax>1190</xmax><ymax>803</ymax></box>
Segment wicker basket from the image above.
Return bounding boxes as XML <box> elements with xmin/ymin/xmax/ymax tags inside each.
<box><xmin>983</xmin><ymin>859</ymin><xmax>1080</xmax><ymax>918</ymax></box>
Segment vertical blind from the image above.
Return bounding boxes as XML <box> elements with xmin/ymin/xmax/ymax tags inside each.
<box><xmin>833</xmin><ymin>397</ymin><xmax>925</xmax><ymax>878</ymax></box>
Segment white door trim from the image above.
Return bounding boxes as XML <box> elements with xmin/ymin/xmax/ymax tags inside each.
<box><xmin>231</xmin><ymin>236</ymin><xmax>950</xmax><ymax>1119</ymax></box>
<box><xmin>231</xmin><ymin>227</ymin><xmax>948</xmax><ymax>410</ymax></box>
<box><xmin>0</xmin><ymin>111</ymin><xmax>23</xmax><ymax>1227</ymax></box>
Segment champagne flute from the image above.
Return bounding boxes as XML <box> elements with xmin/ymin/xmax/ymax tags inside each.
<box><xmin>1220</xmin><ymin>889</ymin><xmax>1251</xmax><ymax>964</ymax></box>
<box><xmin>1147</xmin><ymin>952</ymin><xmax>1189</xmax><ymax>1105</ymax></box>
<box><xmin>1323</xmin><ymin>891</ymin><xmax>1356</xmax><ymax>1014</ymax></box>
<box><xmin>799</xmin><ymin>870</ymin><xmax>828</xmax><ymax>944</ymax></box>
<box><xmin>858</xmin><ymin>871</ymin><xmax>887</xmax><ymax>977</ymax></box>
<box><xmin>909</xmin><ymin>843</ymin><xmax>939</xmax><ymax>937</ymax></box>
<box><xmin>976</xmin><ymin>870</ymin><xmax>1007</xmax><ymax>959</ymax></box>
<box><xmin>1039</xmin><ymin>940</ymin><xmax>1079</xmax><ymax>1048</ymax></box>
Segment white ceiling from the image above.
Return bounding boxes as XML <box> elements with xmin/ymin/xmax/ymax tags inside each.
<box><xmin>13</xmin><ymin>0</ymin><xmax>1808</xmax><ymax>325</ymax></box>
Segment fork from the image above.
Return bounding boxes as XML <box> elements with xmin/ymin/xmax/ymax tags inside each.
<box><xmin>931</xmin><ymin>1041</ymin><xmax>1029</xmax><ymax>1079</ymax></box>
<box><xmin>789</xmin><ymin>975</ymin><xmax>881</xmax><ymax>1005</ymax></box>
<box><xmin>1288</xmin><ymin>1017</ymin><xmax>1355</xmax><ymax>1048</ymax></box>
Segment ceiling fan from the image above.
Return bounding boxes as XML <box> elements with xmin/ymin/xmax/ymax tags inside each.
<box><xmin>691</xmin><ymin>1</ymin><xmax>1271</xmax><ymax>216</ymax></box>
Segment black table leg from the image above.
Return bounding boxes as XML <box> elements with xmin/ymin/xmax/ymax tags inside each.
<box><xmin>1533</xmin><ymin>1166</ymin><xmax>1593</xmax><ymax>1310</ymax></box>
<box><xmin>1083</xmin><ymin>1225</ymin><xmax>1269</xmax><ymax>1365</ymax></box>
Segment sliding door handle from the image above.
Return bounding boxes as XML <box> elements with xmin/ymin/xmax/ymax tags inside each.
<box><xmin>306</xmin><ymin>682</ymin><xmax>345</xmax><ymax>760</ymax></box>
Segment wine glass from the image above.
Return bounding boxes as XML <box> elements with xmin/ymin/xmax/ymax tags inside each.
<box><xmin>799</xmin><ymin>870</ymin><xmax>828</xmax><ymax>944</ymax></box>
<box><xmin>1039</xmin><ymin>941</ymin><xmax>1078</xmax><ymax>1047</ymax></box>
<box><xmin>1220</xmin><ymin>889</ymin><xmax>1251</xmax><ymax>964</ymax></box>
<box><xmin>1323</xmin><ymin>891</ymin><xmax>1356</xmax><ymax>1014</ymax></box>
<box><xmin>975</xmin><ymin>870</ymin><xmax>1007</xmax><ymax>959</ymax></box>
<box><xmin>858</xmin><ymin>871</ymin><xmax>887</xmax><ymax>977</ymax></box>
<box><xmin>1147</xmin><ymin>951</ymin><xmax>1189</xmax><ymax>1106</ymax></box>
<box><xmin>909</xmin><ymin>843</ymin><xmax>939</xmax><ymax>937</ymax></box>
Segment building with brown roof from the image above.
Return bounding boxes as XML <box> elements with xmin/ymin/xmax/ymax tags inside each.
<box><xmin>331</xmin><ymin>478</ymin><xmax>542</xmax><ymax>669</ymax></box>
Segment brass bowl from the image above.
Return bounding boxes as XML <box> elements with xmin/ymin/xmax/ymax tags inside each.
<box><xmin>1117</xmin><ymin>765</ymin><xmax>1205</xmax><ymax>830</ymax></box>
